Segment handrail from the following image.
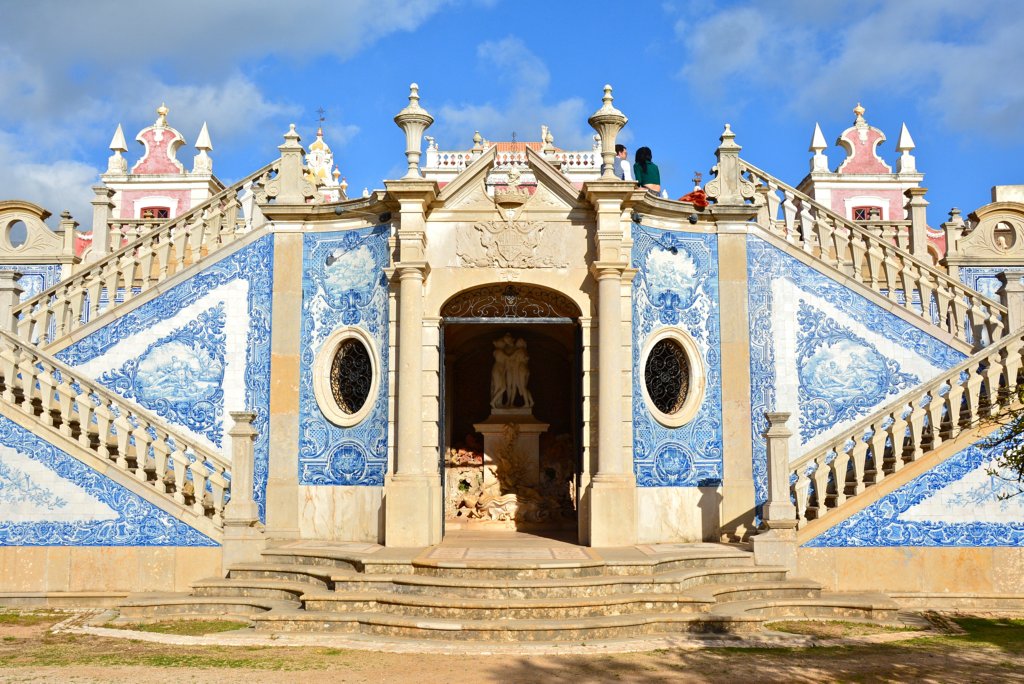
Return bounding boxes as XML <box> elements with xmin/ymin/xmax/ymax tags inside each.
<box><xmin>788</xmin><ymin>326</ymin><xmax>1024</xmax><ymax>526</ymax></box>
<box><xmin>739</xmin><ymin>158</ymin><xmax>1006</xmax><ymax>347</ymax></box>
<box><xmin>0</xmin><ymin>328</ymin><xmax>231</xmax><ymax>527</ymax></box>
<box><xmin>13</xmin><ymin>159</ymin><xmax>280</xmax><ymax>345</ymax></box>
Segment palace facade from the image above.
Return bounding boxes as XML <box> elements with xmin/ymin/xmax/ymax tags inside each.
<box><xmin>0</xmin><ymin>85</ymin><xmax>1022</xmax><ymax>629</ymax></box>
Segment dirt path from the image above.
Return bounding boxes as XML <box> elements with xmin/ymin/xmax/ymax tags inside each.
<box><xmin>1</xmin><ymin>615</ymin><xmax>1023</xmax><ymax>683</ymax></box>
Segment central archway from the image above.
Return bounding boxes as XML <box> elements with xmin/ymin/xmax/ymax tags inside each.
<box><xmin>439</xmin><ymin>283</ymin><xmax>583</xmax><ymax>541</ymax></box>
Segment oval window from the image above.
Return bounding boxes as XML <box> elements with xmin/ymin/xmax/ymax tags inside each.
<box><xmin>330</xmin><ymin>338</ymin><xmax>372</xmax><ymax>415</ymax></box>
<box><xmin>644</xmin><ymin>338</ymin><xmax>689</xmax><ymax>415</ymax></box>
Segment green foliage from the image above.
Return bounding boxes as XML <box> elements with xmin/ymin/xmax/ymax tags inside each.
<box><xmin>981</xmin><ymin>387</ymin><xmax>1024</xmax><ymax>499</ymax></box>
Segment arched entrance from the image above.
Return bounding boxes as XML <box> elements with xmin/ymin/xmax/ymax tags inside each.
<box><xmin>439</xmin><ymin>284</ymin><xmax>583</xmax><ymax>541</ymax></box>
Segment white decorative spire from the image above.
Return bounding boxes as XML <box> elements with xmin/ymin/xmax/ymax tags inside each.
<box><xmin>896</xmin><ymin>122</ymin><xmax>917</xmax><ymax>173</ymax></box>
<box><xmin>809</xmin><ymin>122</ymin><xmax>829</xmax><ymax>172</ymax></box>
<box><xmin>192</xmin><ymin>122</ymin><xmax>213</xmax><ymax>174</ymax></box>
<box><xmin>107</xmin><ymin>124</ymin><xmax>128</xmax><ymax>174</ymax></box>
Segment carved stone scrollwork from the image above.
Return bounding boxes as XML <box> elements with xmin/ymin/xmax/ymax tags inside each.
<box><xmin>441</xmin><ymin>283</ymin><xmax>581</xmax><ymax>319</ymax></box>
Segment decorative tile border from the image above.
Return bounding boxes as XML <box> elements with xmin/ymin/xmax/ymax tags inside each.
<box><xmin>57</xmin><ymin>236</ymin><xmax>273</xmax><ymax>522</ymax></box>
<box><xmin>747</xmin><ymin>235</ymin><xmax>965</xmax><ymax>511</ymax></box>
<box><xmin>805</xmin><ymin>430</ymin><xmax>1024</xmax><ymax>547</ymax></box>
<box><xmin>631</xmin><ymin>227</ymin><xmax>723</xmax><ymax>487</ymax></box>
<box><xmin>299</xmin><ymin>227</ymin><xmax>390</xmax><ymax>485</ymax></box>
<box><xmin>0</xmin><ymin>413</ymin><xmax>215</xmax><ymax>546</ymax></box>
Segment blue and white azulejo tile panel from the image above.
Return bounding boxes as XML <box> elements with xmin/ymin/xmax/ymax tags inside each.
<box><xmin>959</xmin><ymin>267</ymin><xmax>1022</xmax><ymax>302</ymax></box>
<box><xmin>747</xmin><ymin>235</ymin><xmax>965</xmax><ymax>510</ymax></box>
<box><xmin>0</xmin><ymin>264</ymin><xmax>61</xmax><ymax>301</ymax></box>
<box><xmin>57</xmin><ymin>236</ymin><xmax>273</xmax><ymax>521</ymax></box>
<box><xmin>631</xmin><ymin>226</ymin><xmax>723</xmax><ymax>487</ymax></box>
<box><xmin>299</xmin><ymin>227</ymin><xmax>390</xmax><ymax>486</ymax></box>
<box><xmin>0</xmin><ymin>413</ymin><xmax>215</xmax><ymax>546</ymax></box>
<box><xmin>806</xmin><ymin>430</ymin><xmax>1024</xmax><ymax>547</ymax></box>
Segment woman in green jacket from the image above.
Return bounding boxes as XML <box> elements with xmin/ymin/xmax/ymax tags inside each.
<box><xmin>633</xmin><ymin>146</ymin><xmax>661</xmax><ymax>193</ymax></box>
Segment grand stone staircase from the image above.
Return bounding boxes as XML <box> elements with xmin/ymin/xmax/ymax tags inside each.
<box><xmin>113</xmin><ymin>538</ymin><xmax>900</xmax><ymax>642</ymax></box>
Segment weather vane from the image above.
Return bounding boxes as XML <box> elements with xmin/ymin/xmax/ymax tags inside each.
<box><xmin>316</xmin><ymin>106</ymin><xmax>327</xmax><ymax>130</ymax></box>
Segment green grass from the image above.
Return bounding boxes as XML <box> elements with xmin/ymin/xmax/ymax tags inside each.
<box><xmin>906</xmin><ymin>616</ymin><xmax>1024</xmax><ymax>654</ymax></box>
<box><xmin>0</xmin><ymin>611</ymin><xmax>66</xmax><ymax>626</ymax></box>
<box><xmin>110</xmin><ymin>620</ymin><xmax>251</xmax><ymax>636</ymax></box>
<box><xmin>765</xmin><ymin>620</ymin><xmax>919</xmax><ymax>638</ymax></box>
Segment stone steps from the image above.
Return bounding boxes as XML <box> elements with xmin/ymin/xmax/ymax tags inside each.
<box><xmin>326</xmin><ymin>566</ymin><xmax>791</xmax><ymax>599</ymax></box>
<box><xmin>250</xmin><ymin>608</ymin><xmax>766</xmax><ymax>640</ymax></box>
<box><xmin>117</xmin><ymin>593</ymin><xmax>297</xmax><ymax>621</ymax></box>
<box><xmin>110</xmin><ymin>543</ymin><xmax>904</xmax><ymax>643</ymax></box>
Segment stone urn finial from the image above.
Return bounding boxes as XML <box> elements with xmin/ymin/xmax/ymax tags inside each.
<box><xmin>588</xmin><ymin>84</ymin><xmax>628</xmax><ymax>180</ymax></box>
<box><xmin>394</xmin><ymin>82</ymin><xmax>434</xmax><ymax>179</ymax></box>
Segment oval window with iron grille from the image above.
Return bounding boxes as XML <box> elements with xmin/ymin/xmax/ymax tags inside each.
<box><xmin>641</xmin><ymin>329</ymin><xmax>704</xmax><ymax>428</ymax></box>
<box><xmin>645</xmin><ymin>338</ymin><xmax>689</xmax><ymax>415</ymax></box>
<box><xmin>314</xmin><ymin>327</ymin><xmax>379</xmax><ymax>427</ymax></box>
<box><xmin>330</xmin><ymin>338</ymin><xmax>372</xmax><ymax>415</ymax></box>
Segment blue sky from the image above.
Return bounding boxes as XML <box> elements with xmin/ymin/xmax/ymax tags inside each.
<box><xmin>2</xmin><ymin>0</ymin><xmax>1022</xmax><ymax>225</ymax></box>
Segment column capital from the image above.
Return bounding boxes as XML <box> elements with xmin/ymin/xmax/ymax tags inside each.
<box><xmin>393</xmin><ymin>261</ymin><xmax>430</xmax><ymax>281</ymax></box>
<box><xmin>590</xmin><ymin>261</ymin><xmax>630</xmax><ymax>280</ymax></box>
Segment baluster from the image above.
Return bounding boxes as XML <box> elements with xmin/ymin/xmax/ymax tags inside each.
<box><xmin>925</xmin><ymin>387</ymin><xmax>945</xmax><ymax>449</ymax></box>
<box><xmin>811</xmin><ymin>454</ymin><xmax>832</xmax><ymax>519</ymax></box>
<box><xmin>86</xmin><ymin>272</ymin><xmax>103</xmax><ymax>322</ymax></box>
<box><xmin>138</xmin><ymin>237</ymin><xmax>156</xmax><ymax>291</ymax></box>
<box><xmin>172</xmin><ymin>219</ymin><xmax>191</xmax><ymax>272</ymax></box>
<box><xmin>799</xmin><ymin>202</ymin><xmax>816</xmax><ymax>253</ymax></box>
<box><xmin>983</xmin><ymin>350</ymin><xmax>1006</xmax><ymax>414</ymax></box>
<box><xmin>782</xmin><ymin>189</ymin><xmax>798</xmax><ymax>243</ymax></box>
<box><xmin>156</xmin><ymin>233</ymin><xmax>173</xmax><ymax>281</ymax></box>
<box><xmin>867</xmin><ymin>419</ymin><xmax>890</xmax><ymax>484</ymax></box>
<box><xmin>77</xmin><ymin>393</ymin><xmax>97</xmax><ymax>451</ymax></box>
<box><xmin>191</xmin><ymin>458</ymin><xmax>210</xmax><ymax>517</ymax></box>
<box><xmin>882</xmin><ymin>248</ymin><xmax>901</xmax><ymax>302</ymax></box>
<box><xmin>36</xmin><ymin>364</ymin><xmax>58</xmax><ymax>428</ymax></box>
<box><xmin>169</xmin><ymin>447</ymin><xmax>189</xmax><ymax>504</ymax></box>
<box><xmin>207</xmin><ymin>468</ymin><xmax>228</xmax><ymax>526</ymax></box>
<box><xmin>919</xmin><ymin>272</ymin><xmax>936</xmax><ymax>325</ymax></box>
<box><xmin>904</xmin><ymin>401</ymin><xmax>926</xmax><ymax>466</ymax></box>
<box><xmin>814</xmin><ymin>217</ymin><xmax>836</xmax><ymax>265</ymax></box>
<box><xmin>899</xmin><ymin>263</ymin><xmax>920</xmax><ymax>317</ymax></box>
<box><xmin>113</xmin><ymin>409</ymin><xmax>131</xmax><ymax>469</ymax></box>
<box><xmin>831</xmin><ymin>447</ymin><xmax>852</xmax><ymax>507</ymax></box>
<box><xmin>93</xmin><ymin>399</ymin><xmax>114</xmax><ymax>459</ymax></box>
<box><xmin>100</xmin><ymin>261</ymin><xmax>120</xmax><ymax>311</ymax></box>
<box><xmin>0</xmin><ymin>343</ymin><xmax>19</xmax><ymax>404</ymax></box>
<box><xmin>54</xmin><ymin>378</ymin><xmax>75</xmax><ymax>438</ymax></box>
<box><xmin>945</xmin><ymin>377</ymin><xmax>966</xmax><ymax>437</ymax></box>
<box><xmin>963</xmin><ymin>367</ymin><xmax>984</xmax><ymax>425</ymax></box>
<box><xmin>793</xmin><ymin>468</ymin><xmax>811</xmax><ymax>525</ymax></box>
<box><xmin>151</xmin><ymin>434</ymin><xmax>170</xmax><ymax>494</ymax></box>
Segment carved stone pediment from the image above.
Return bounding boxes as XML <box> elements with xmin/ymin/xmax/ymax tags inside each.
<box><xmin>955</xmin><ymin>206</ymin><xmax>1024</xmax><ymax>260</ymax></box>
<box><xmin>456</xmin><ymin>217</ymin><xmax>567</xmax><ymax>268</ymax></box>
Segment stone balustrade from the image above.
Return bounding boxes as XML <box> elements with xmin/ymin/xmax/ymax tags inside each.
<box><xmin>787</xmin><ymin>325</ymin><xmax>1024</xmax><ymax>527</ymax></box>
<box><xmin>0</xmin><ymin>327</ymin><xmax>231</xmax><ymax>527</ymax></box>
<box><xmin>740</xmin><ymin>159</ymin><xmax>1006</xmax><ymax>347</ymax></box>
<box><xmin>425</xmin><ymin>148</ymin><xmax>599</xmax><ymax>173</ymax></box>
<box><xmin>13</xmin><ymin>160</ymin><xmax>280</xmax><ymax>346</ymax></box>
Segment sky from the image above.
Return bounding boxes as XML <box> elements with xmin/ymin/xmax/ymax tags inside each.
<box><xmin>2</xmin><ymin>0</ymin><xmax>1022</xmax><ymax>227</ymax></box>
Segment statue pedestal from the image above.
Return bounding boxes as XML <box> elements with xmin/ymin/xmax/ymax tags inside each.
<box><xmin>474</xmin><ymin>409</ymin><xmax>549</xmax><ymax>487</ymax></box>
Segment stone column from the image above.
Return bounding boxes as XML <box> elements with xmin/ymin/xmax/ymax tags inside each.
<box><xmin>585</xmin><ymin>179</ymin><xmax>639</xmax><ymax>547</ymax></box>
<box><xmin>905</xmin><ymin>187</ymin><xmax>930</xmax><ymax>259</ymax></box>
<box><xmin>998</xmin><ymin>272</ymin><xmax>1024</xmax><ymax>332</ymax></box>
<box><xmin>222</xmin><ymin>412</ymin><xmax>265</xmax><ymax>573</ymax></box>
<box><xmin>716</xmin><ymin>213</ymin><xmax>757</xmax><ymax>540</ymax></box>
<box><xmin>752</xmin><ymin>412</ymin><xmax>797</xmax><ymax>573</ymax></box>
<box><xmin>0</xmin><ymin>272</ymin><xmax>24</xmax><ymax>333</ymax></box>
<box><xmin>90</xmin><ymin>186</ymin><xmax>115</xmax><ymax>260</ymax></box>
<box><xmin>384</xmin><ymin>179</ymin><xmax>440</xmax><ymax>547</ymax></box>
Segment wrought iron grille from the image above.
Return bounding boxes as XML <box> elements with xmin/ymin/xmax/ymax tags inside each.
<box><xmin>330</xmin><ymin>338</ymin><xmax>372</xmax><ymax>414</ymax></box>
<box><xmin>440</xmin><ymin>284</ymin><xmax>581</xmax><ymax>319</ymax></box>
<box><xmin>645</xmin><ymin>338</ymin><xmax>689</xmax><ymax>415</ymax></box>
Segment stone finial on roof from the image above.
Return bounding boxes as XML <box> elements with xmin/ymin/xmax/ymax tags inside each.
<box><xmin>588</xmin><ymin>84</ymin><xmax>627</xmax><ymax>179</ymax></box>
<box><xmin>809</xmin><ymin>122</ymin><xmax>829</xmax><ymax>173</ymax></box>
<box><xmin>155</xmin><ymin>102</ymin><xmax>169</xmax><ymax>127</ymax></box>
<box><xmin>192</xmin><ymin>122</ymin><xmax>213</xmax><ymax>175</ymax></box>
<box><xmin>394</xmin><ymin>82</ymin><xmax>434</xmax><ymax>178</ymax></box>
<box><xmin>106</xmin><ymin>124</ymin><xmax>128</xmax><ymax>174</ymax></box>
<box><xmin>895</xmin><ymin>123</ymin><xmax>916</xmax><ymax>173</ymax></box>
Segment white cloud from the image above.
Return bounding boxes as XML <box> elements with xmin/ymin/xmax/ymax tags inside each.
<box><xmin>435</xmin><ymin>36</ymin><xmax>593</xmax><ymax>149</ymax></box>
<box><xmin>0</xmin><ymin>1</ymin><xmax>451</xmax><ymax>214</ymax></box>
<box><xmin>674</xmin><ymin>0</ymin><xmax>1024</xmax><ymax>138</ymax></box>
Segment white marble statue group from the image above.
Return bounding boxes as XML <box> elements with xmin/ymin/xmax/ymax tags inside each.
<box><xmin>490</xmin><ymin>333</ymin><xmax>534</xmax><ymax>409</ymax></box>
